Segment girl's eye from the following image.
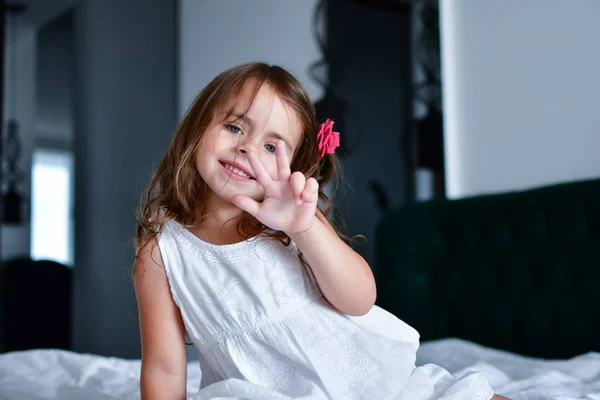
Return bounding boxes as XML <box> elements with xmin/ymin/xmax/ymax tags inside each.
<box><xmin>226</xmin><ymin>124</ymin><xmax>242</xmax><ymax>135</ymax></box>
<box><xmin>264</xmin><ymin>144</ymin><xmax>276</xmax><ymax>154</ymax></box>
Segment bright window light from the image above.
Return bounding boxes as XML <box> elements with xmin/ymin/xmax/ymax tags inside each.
<box><xmin>30</xmin><ymin>148</ymin><xmax>74</xmax><ymax>266</ymax></box>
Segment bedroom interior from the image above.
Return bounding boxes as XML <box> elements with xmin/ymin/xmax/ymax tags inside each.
<box><xmin>1</xmin><ymin>0</ymin><xmax>600</xmax><ymax>399</ymax></box>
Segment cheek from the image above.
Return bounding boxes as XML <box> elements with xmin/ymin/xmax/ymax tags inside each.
<box><xmin>195</xmin><ymin>141</ymin><xmax>215</xmax><ymax>175</ymax></box>
<box><xmin>196</xmin><ymin>133</ymin><xmax>222</xmax><ymax>159</ymax></box>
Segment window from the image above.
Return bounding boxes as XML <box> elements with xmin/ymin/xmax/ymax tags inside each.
<box><xmin>30</xmin><ymin>148</ymin><xmax>74</xmax><ymax>266</ymax></box>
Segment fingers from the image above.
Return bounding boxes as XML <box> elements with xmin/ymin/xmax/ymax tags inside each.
<box><xmin>246</xmin><ymin>149</ymin><xmax>273</xmax><ymax>185</ymax></box>
<box><xmin>291</xmin><ymin>173</ymin><xmax>319</xmax><ymax>205</ymax></box>
<box><xmin>232</xmin><ymin>194</ymin><xmax>261</xmax><ymax>217</ymax></box>
<box><xmin>302</xmin><ymin>177</ymin><xmax>319</xmax><ymax>204</ymax></box>
<box><xmin>275</xmin><ymin>141</ymin><xmax>291</xmax><ymax>181</ymax></box>
<box><xmin>294</xmin><ymin>178</ymin><xmax>319</xmax><ymax>231</ymax></box>
<box><xmin>290</xmin><ymin>172</ymin><xmax>306</xmax><ymax>204</ymax></box>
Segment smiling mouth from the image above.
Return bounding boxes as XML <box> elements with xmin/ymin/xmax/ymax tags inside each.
<box><xmin>220</xmin><ymin>162</ymin><xmax>255</xmax><ymax>180</ymax></box>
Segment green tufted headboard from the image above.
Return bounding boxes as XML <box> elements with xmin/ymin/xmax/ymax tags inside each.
<box><xmin>375</xmin><ymin>177</ymin><xmax>600</xmax><ymax>359</ymax></box>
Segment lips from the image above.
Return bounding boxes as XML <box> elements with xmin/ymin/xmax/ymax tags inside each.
<box><xmin>219</xmin><ymin>161</ymin><xmax>255</xmax><ymax>180</ymax></box>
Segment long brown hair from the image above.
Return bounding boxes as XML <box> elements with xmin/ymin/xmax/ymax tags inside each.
<box><xmin>135</xmin><ymin>62</ymin><xmax>342</xmax><ymax>256</ymax></box>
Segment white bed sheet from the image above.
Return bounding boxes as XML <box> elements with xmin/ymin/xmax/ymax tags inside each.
<box><xmin>417</xmin><ymin>339</ymin><xmax>600</xmax><ymax>400</ymax></box>
<box><xmin>0</xmin><ymin>338</ymin><xmax>599</xmax><ymax>399</ymax></box>
<box><xmin>0</xmin><ymin>348</ymin><xmax>200</xmax><ymax>400</ymax></box>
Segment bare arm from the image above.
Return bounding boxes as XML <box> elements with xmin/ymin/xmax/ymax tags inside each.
<box><xmin>134</xmin><ymin>237</ymin><xmax>188</xmax><ymax>400</ymax></box>
<box><xmin>289</xmin><ymin>211</ymin><xmax>377</xmax><ymax>316</ymax></box>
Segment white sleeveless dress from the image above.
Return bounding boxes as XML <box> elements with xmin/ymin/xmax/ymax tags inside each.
<box><xmin>158</xmin><ymin>219</ymin><xmax>494</xmax><ymax>400</ymax></box>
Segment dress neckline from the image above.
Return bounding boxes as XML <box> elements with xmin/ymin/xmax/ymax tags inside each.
<box><xmin>165</xmin><ymin>219</ymin><xmax>265</xmax><ymax>258</ymax></box>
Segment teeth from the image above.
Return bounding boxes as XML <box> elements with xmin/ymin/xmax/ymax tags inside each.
<box><xmin>224</xmin><ymin>164</ymin><xmax>250</xmax><ymax>179</ymax></box>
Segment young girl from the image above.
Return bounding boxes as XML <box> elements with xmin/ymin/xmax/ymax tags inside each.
<box><xmin>133</xmin><ymin>63</ymin><xmax>509</xmax><ymax>400</ymax></box>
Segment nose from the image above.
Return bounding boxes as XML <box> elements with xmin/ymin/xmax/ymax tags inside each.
<box><xmin>236</xmin><ymin>136</ymin><xmax>257</xmax><ymax>155</ymax></box>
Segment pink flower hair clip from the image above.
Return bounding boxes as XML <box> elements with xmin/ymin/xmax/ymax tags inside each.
<box><xmin>317</xmin><ymin>119</ymin><xmax>340</xmax><ymax>159</ymax></box>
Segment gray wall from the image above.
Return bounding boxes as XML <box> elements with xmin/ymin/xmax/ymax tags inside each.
<box><xmin>72</xmin><ymin>0</ymin><xmax>175</xmax><ymax>358</ymax></box>
<box><xmin>178</xmin><ymin>0</ymin><xmax>322</xmax><ymax>115</ymax></box>
<box><xmin>440</xmin><ymin>0</ymin><xmax>600</xmax><ymax>198</ymax></box>
<box><xmin>36</xmin><ymin>10</ymin><xmax>74</xmax><ymax>143</ymax></box>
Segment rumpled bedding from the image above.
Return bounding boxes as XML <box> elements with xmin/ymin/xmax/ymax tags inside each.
<box><xmin>1</xmin><ymin>338</ymin><xmax>598</xmax><ymax>400</ymax></box>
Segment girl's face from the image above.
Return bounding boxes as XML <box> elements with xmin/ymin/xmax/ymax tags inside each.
<box><xmin>196</xmin><ymin>82</ymin><xmax>303</xmax><ymax>210</ymax></box>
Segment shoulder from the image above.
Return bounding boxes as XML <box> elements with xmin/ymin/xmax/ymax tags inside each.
<box><xmin>133</xmin><ymin>235</ymin><xmax>183</xmax><ymax>328</ymax></box>
<box><xmin>133</xmin><ymin>235</ymin><xmax>166</xmax><ymax>286</ymax></box>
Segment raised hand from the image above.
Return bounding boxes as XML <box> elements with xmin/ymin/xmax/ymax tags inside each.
<box><xmin>232</xmin><ymin>141</ymin><xmax>318</xmax><ymax>235</ymax></box>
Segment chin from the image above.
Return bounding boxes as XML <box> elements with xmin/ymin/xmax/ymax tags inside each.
<box><xmin>211</xmin><ymin>184</ymin><xmax>263</xmax><ymax>204</ymax></box>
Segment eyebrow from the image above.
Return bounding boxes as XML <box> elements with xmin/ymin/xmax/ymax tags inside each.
<box><xmin>231</xmin><ymin>113</ymin><xmax>254</xmax><ymax>126</ymax></box>
<box><xmin>230</xmin><ymin>113</ymin><xmax>293</xmax><ymax>153</ymax></box>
